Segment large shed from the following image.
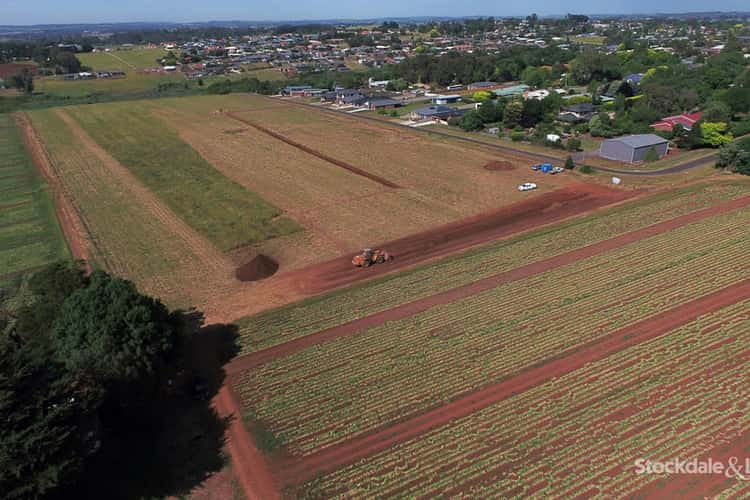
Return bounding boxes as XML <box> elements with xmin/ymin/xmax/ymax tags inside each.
<box><xmin>599</xmin><ymin>134</ymin><xmax>669</xmax><ymax>163</ymax></box>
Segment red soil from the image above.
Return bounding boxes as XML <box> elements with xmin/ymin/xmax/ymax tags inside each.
<box><xmin>0</xmin><ymin>63</ymin><xmax>37</xmax><ymax>79</ymax></box>
<box><xmin>225</xmin><ymin>194</ymin><xmax>750</xmax><ymax>375</ymax></box>
<box><xmin>214</xmin><ymin>386</ymin><xmax>280</xmax><ymax>500</ymax></box>
<box><xmin>630</xmin><ymin>429</ymin><xmax>750</xmax><ymax>499</ymax></box>
<box><xmin>225</xmin><ymin>112</ymin><xmax>401</xmax><ymax>189</ymax></box>
<box><xmin>17</xmin><ymin>113</ymin><xmax>92</xmax><ymax>272</ymax></box>
<box><xmin>281</xmin><ymin>279</ymin><xmax>750</xmax><ymax>482</ymax></box>
<box><xmin>235</xmin><ymin>254</ymin><xmax>279</xmax><ymax>282</ymax></box>
<box><xmin>483</xmin><ymin>160</ymin><xmax>516</xmax><ymax>171</ymax></box>
<box><xmin>284</xmin><ymin>183</ymin><xmax>635</xmax><ymax>295</ymax></box>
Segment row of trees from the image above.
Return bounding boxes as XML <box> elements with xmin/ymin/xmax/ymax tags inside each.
<box><xmin>1</xmin><ymin>262</ymin><xmax>236</xmax><ymax>498</ymax></box>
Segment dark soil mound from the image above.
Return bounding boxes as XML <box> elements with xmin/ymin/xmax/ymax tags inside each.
<box><xmin>236</xmin><ymin>255</ymin><xmax>279</xmax><ymax>282</ymax></box>
<box><xmin>484</xmin><ymin>160</ymin><xmax>516</xmax><ymax>171</ymax></box>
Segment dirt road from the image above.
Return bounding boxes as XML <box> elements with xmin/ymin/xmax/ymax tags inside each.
<box><xmin>17</xmin><ymin>112</ymin><xmax>92</xmax><ymax>271</ymax></box>
<box><xmin>214</xmin><ymin>387</ymin><xmax>280</xmax><ymax>500</ymax></box>
<box><xmin>280</xmin><ymin>183</ymin><xmax>634</xmax><ymax>295</ymax></box>
<box><xmin>226</xmin><ymin>194</ymin><xmax>750</xmax><ymax>375</ymax></box>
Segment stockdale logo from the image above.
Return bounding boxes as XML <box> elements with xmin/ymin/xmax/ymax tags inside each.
<box><xmin>634</xmin><ymin>457</ymin><xmax>750</xmax><ymax>480</ymax></box>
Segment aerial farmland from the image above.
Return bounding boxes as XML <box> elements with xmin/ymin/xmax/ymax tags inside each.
<box><xmin>10</xmin><ymin>90</ymin><xmax>750</xmax><ymax>499</ymax></box>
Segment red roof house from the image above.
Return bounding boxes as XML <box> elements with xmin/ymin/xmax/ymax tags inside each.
<box><xmin>651</xmin><ymin>112</ymin><xmax>702</xmax><ymax>132</ymax></box>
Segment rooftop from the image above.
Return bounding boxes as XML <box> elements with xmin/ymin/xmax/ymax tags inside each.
<box><xmin>606</xmin><ymin>134</ymin><xmax>669</xmax><ymax>148</ymax></box>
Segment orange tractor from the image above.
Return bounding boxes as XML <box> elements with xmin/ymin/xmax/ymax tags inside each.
<box><xmin>352</xmin><ymin>248</ymin><xmax>392</xmax><ymax>267</ymax></box>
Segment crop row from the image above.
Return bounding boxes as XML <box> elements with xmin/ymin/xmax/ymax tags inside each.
<box><xmin>28</xmin><ymin>110</ymin><xmax>218</xmax><ymax>308</ymax></box>
<box><xmin>0</xmin><ymin>114</ymin><xmax>67</xmax><ymax>279</ymax></box>
<box><xmin>236</xmin><ymin>182</ymin><xmax>750</xmax><ymax>354</ymax></box>
<box><xmin>233</xmin><ymin>208</ymin><xmax>750</xmax><ymax>455</ymax></box>
<box><xmin>64</xmin><ymin>102</ymin><xmax>300</xmax><ymax>251</ymax></box>
<box><xmin>303</xmin><ymin>299</ymin><xmax>750</xmax><ymax>498</ymax></box>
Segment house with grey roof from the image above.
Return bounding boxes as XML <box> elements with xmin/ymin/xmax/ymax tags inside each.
<box><xmin>410</xmin><ymin>105</ymin><xmax>467</xmax><ymax>122</ymax></box>
<box><xmin>599</xmin><ymin>134</ymin><xmax>669</xmax><ymax>163</ymax></box>
<box><xmin>493</xmin><ymin>84</ymin><xmax>530</xmax><ymax>97</ymax></box>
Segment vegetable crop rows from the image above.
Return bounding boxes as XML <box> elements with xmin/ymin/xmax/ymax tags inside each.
<box><xmin>234</xmin><ymin>207</ymin><xmax>750</xmax><ymax>456</ymax></box>
<box><xmin>237</xmin><ymin>182</ymin><xmax>749</xmax><ymax>354</ymax></box>
<box><xmin>304</xmin><ymin>299</ymin><xmax>750</xmax><ymax>498</ymax></box>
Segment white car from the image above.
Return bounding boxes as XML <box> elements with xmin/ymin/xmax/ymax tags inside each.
<box><xmin>518</xmin><ymin>182</ymin><xmax>538</xmax><ymax>192</ymax></box>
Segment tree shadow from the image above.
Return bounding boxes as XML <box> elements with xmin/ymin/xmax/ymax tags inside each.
<box><xmin>58</xmin><ymin>311</ymin><xmax>241</xmax><ymax>499</ymax></box>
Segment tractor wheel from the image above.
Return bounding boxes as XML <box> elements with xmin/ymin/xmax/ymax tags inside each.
<box><xmin>363</xmin><ymin>260</ymin><xmax>371</xmax><ymax>268</ymax></box>
<box><xmin>376</xmin><ymin>255</ymin><xmax>385</xmax><ymax>264</ymax></box>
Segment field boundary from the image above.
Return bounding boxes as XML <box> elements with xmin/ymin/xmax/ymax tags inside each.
<box><xmin>263</xmin><ymin>96</ymin><xmax>725</xmax><ymax>176</ymax></box>
<box><xmin>224</xmin><ymin>111</ymin><xmax>401</xmax><ymax>189</ymax></box>
<box><xmin>280</xmin><ymin>278</ymin><xmax>750</xmax><ymax>482</ymax></box>
<box><xmin>226</xmin><ymin>194</ymin><xmax>750</xmax><ymax>374</ymax></box>
<box><xmin>214</xmin><ymin>386</ymin><xmax>280</xmax><ymax>500</ymax></box>
<box><xmin>16</xmin><ymin>112</ymin><xmax>91</xmax><ymax>271</ymax></box>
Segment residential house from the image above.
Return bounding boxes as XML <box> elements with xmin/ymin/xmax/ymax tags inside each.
<box><xmin>282</xmin><ymin>85</ymin><xmax>313</xmax><ymax>96</ymax></box>
<box><xmin>410</xmin><ymin>105</ymin><xmax>467</xmax><ymax>122</ymax></box>
<box><xmin>367</xmin><ymin>98</ymin><xmax>402</xmax><ymax>110</ymax></box>
<box><xmin>493</xmin><ymin>84</ymin><xmax>530</xmax><ymax>98</ymax></box>
<box><xmin>468</xmin><ymin>81</ymin><xmax>498</xmax><ymax>90</ymax></box>
<box><xmin>557</xmin><ymin>103</ymin><xmax>596</xmax><ymax>124</ymax></box>
<box><xmin>432</xmin><ymin>94</ymin><xmax>462</xmax><ymax>105</ymax></box>
<box><xmin>651</xmin><ymin>112</ymin><xmax>702</xmax><ymax>132</ymax></box>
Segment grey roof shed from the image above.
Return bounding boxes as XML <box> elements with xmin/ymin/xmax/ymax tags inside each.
<box><xmin>599</xmin><ymin>134</ymin><xmax>669</xmax><ymax>164</ymax></box>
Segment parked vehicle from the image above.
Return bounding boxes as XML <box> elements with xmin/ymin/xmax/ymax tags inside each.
<box><xmin>518</xmin><ymin>182</ymin><xmax>538</xmax><ymax>192</ymax></box>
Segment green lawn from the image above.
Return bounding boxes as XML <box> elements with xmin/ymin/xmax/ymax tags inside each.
<box><xmin>36</xmin><ymin>72</ymin><xmax>187</xmax><ymax>99</ymax></box>
<box><xmin>241</xmin><ymin>68</ymin><xmax>287</xmax><ymax>82</ymax></box>
<box><xmin>0</xmin><ymin>113</ymin><xmax>68</xmax><ymax>279</ymax></box>
<box><xmin>575</xmin><ymin>36</ymin><xmax>607</xmax><ymax>45</ymax></box>
<box><xmin>78</xmin><ymin>48</ymin><xmax>167</xmax><ymax>72</ymax></box>
<box><xmin>65</xmin><ymin>102</ymin><xmax>301</xmax><ymax>251</ymax></box>
<box><xmin>37</xmin><ymin>48</ymin><xmax>180</xmax><ymax>99</ymax></box>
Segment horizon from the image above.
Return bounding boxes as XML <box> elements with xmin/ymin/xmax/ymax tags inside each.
<box><xmin>3</xmin><ymin>0</ymin><xmax>750</xmax><ymax>27</ymax></box>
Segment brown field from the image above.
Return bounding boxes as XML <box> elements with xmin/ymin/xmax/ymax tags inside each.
<box><xmin>21</xmin><ymin>92</ymin><xmax>750</xmax><ymax>500</ymax></box>
<box><xmin>152</xmin><ymin>94</ymin><xmax>574</xmax><ymax>270</ymax></box>
<box><xmin>25</xmin><ymin>94</ymin><xmax>634</xmax><ymax>324</ymax></box>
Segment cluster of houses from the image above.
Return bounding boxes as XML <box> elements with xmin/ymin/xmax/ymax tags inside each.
<box><xmin>60</xmin><ymin>70</ymin><xmax>126</xmax><ymax>80</ymax></box>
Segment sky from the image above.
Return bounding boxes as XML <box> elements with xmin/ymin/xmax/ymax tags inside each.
<box><xmin>2</xmin><ymin>0</ymin><xmax>749</xmax><ymax>25</ymax></box>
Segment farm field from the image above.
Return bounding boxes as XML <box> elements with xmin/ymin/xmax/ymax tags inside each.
<box><xmin>27</xmin><ymin>93</ymin><xmax>652</xmax><ymax>322</ymax></box>
<box><xmin>63</xmin><ymin>102</ymin><xmax>300</xmax><ymax>251</ymax></box>
<box><xmin>0</xmin><ymin>113</ymin><xmax>67</xmax><ymax>281</ymax></box>
<box><xmin>35</xmin><ymin>71</ymin><xmax>187</xmax><ymax>98</ymax></box>
<box><xmin>232</xmin><ymin>204</ymin><xmax>750</xmax><ymax>459</ymax></box>
<box><xmin>150</xmin><ymin>94</ymin><xmax>576</xmax><ymax>270</ymax></box>
<box><xmin>26</xmin><ymin>107</ymin><xmax>247</xmax><ymax>309</ymax></box>
<box><xmin>159</xmin><ymin>94</ymin><xmax>573</xmax><ymax>218</ymax></box>
<box><xmin>36</xmin><ymin>48</ymin><xmax>181</xmax><ymax>98</ymax></box>
<box><xmin>77</xmin><ymin>48</ymin><xmax>167</xmax><ymax>71</ymax></box>
<box><xmin>300</xmin><ymin>297</ymin><xmax>750</xmax><ymax>498</ymax></box>
<box><xmin>232</xmin><ymin>181</ymin><xmax>750</xmax><ymax>354</ymax></box>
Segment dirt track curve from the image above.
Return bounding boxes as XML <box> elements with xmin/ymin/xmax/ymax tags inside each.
<box><xmin>225</xmin><ymin>111</ymin><xmax>401</xmax><ymax>188</ymax></box>
<box><xmin>214</xmin><ymin>387</ymin><xmax>280</xmax><ymax>500</ymax></box>
<box><xmin>226</xmin><ymin>194</ymin><xmax>750</xmax><ymax>375</ymax></box>
<box><xmin>280</xmin><ymin>278</ymin><xmax>750</xmax><ymax>482</ymax></box>
<box><xmin>280</xmin><ymin>183</ymin><xmax>635</xmax><ymax>295</ymax></box>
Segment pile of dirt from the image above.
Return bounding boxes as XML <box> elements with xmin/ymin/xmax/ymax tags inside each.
<box><xmin>235</xmin><ymin>255</ymin><xmax>279</xmax><ymax>282</ymax></box>
<box><xmin>483</xmin><ymin>160</ymin><xmax>516</xmax><ymax>171</ymax></box>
